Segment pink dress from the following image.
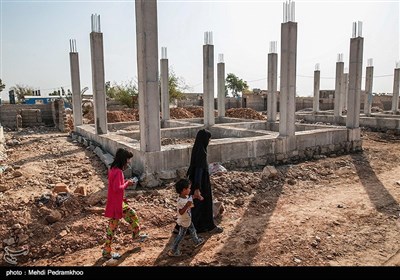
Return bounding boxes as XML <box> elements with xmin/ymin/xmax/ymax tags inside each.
<box><xmin>104</xmin><ymin>167</ymin><xmax>130</xmax><ymax>219</ymax></box>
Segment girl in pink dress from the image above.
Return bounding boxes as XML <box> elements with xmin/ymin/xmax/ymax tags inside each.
<box><xmin>102</xmin><ymin>148</ymin><xmax>147</xmax><ymax>259</ymax></box>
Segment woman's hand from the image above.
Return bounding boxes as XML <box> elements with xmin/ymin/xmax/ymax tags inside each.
<box><xmin>193</xmin><ymin>189</ymin><xmax>204</xmax><ymax>201</ymax></box>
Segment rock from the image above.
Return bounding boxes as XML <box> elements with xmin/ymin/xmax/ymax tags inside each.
<box><xmin>326</xmin><ymin>255</ymin><xmax>334</xmax><ymax>260</ymax></box>
<box><xmin>294</xmin><ymin>257</ymin><xmax>302</xmax><ymax>263</ymax></box>
<box><xmin>309</xmin><ymin>174</ymin><xmax>318</xmax><ymax>181</ymax></box>
<box><xmin>6</xmin><ymin>139</ymin><xmax>20</xmax><ymax>146</ymax></box>
<box><xmin>12</xmin><ymin>170</ymin><xmax>23</xmax><ymax>178</ymax></box>
<box><xmin>52</xmin><ymin>246</ymin><xmax>62</xmax><ymax>254</ymax></box>
<box><xmin>12</xmin><ymin>224</ymin><xmax>22</xmax><ymax>230</ymax></box>
<box><xmin>287</xmin><ymin>179</ymin><xmax>296</xmax><ymax>185</ymax></box>
<box><xmin>176</xmin><ymin>168</ymin><xmax>187</xmax><ymax>179</ymax></box>
<box><xmin>213</xmin><ymin>201</ymin><xmax>224</xmax><ymax>218</ymax></box>
<box><xmin>17</xmin><ymin>234</ymin><xmax>29</xmax><ymax>244</ymax></box>
<box><xmin>45</xmin><ymin>210</ymin><xmax>62</xmax><ymax>224</ymax></box>
<box><xmin>86</xmin><ymin>189</ymin><xmax>107</xmax><ymax>206</ymax></box>
<box><xmin>240</xmin><ymin>184</ymin><xmax>252</xmax><ymax>193</ymax></box>
<box><xmin>262</xmin><ymin>165</ymin><xmax>279</xmax><ymax>179</ymax></box>
<box><xmin>159</xmin><ymin>170</ymin><xmax>176</xmax><ymax>180</ymax></box>
<box><xmin>58</xmin><ymin>230</ymin><xmax>68</xmax><ymax>238</ymax></box>
<box><xmin>86</xmin><ymin>206</ymin><xmax>104</xmax><ymax>214</ymax></box>
<box><xmin>140</xmin><ymin>173</ymin><xmax>160</xmax><ymax>188</ymax></box>
<box><xmin>244</xmin><ymin>236</ymin><xmax>258</xmax><ymax>245</ymax></box>
<box><xmin>0</xmin><ymin>185</ymin><xmax>10</xmax><ymax>192</ymax></box>
<box><xmin>3</xmin><ymin>237</ymin><xmax>16</xmax><ymax>246</ymax></box>
<box><xmin>42</xmin><ymin>226</ymin><xmax>51</xmax><ymax>234</ymax></box>
<box><xmin>234</xmin><ymin>198</ymin><xmax>245</xmax><ymax>206</ymax></box>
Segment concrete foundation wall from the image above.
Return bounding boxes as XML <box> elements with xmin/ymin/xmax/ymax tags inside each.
<box><xmin>179</xmin><ymin>95</ymin><xmax>340</xmax><ymax>112</ymax></box>
<box><xmin>297</xmin><ymin>113</ymin><xmax>400</xmax><ymax>131</ymax></box>
<box><xmin>75</xmin><ymin>121</ymin><xmax>360</xmax><ymax>187</ymax></box>
<box><xmin>240</xmin><ymin>93</ymin><xmax>398</xmax><ymax>113</ymax></box>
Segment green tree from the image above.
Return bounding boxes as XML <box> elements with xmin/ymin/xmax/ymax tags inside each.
<box><xmin>0</xmin><ymin>79</ymin><xmax>5</xmax><ymax>93</ymax></box>
<box><xmin>10</xmin><ymin>84</ymin><xmax>33</xmax><ymax>102</ymax></box>
<box><xmin>226</xmin><ymin>73</ymin><xmax>249</xmax><ymax>98</ymax></box>
<box><xmin>106</xmin><ymin>79</ymin><xmax>138</xmax><ymax>108</ymax></box>
<box><xmin>167</xmin><ymin>70</ymin><xmax>189</xmax><ymax>102</ymax></box>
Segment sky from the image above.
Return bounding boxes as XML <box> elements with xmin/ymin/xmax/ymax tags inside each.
<box><xmin>0</xmin><ymin>0</ymin><xmax>399</xmax><ymax>101</ymax></box>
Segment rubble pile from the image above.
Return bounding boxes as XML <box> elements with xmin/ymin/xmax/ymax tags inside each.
<box><xmin>226</xmin><ymin>108</ymin><xmax>266</xmax><ymax>120</ymax></box>
<box><xmin>184</xmin><ymin>106</ymin><xmax>204</xmax><ymax>118</ymax></box>
<box><xmin>107</xmin><ymin>110</ymin><xmax>139</xmax><ymax>123</ymax></box>
<box><xmin>82</xmin><ymin>106</ymin><xmax>268</xmax><ymax>124</ymax></box>
<box><xmin>83</xmin><ymin>109</ymin><xmax>140</xmax><ymax>123</ymax></box>
<box><xmin>169</xmin><ymin>108</ymin><xmax>195</xmax><ymax>119</ymax></box>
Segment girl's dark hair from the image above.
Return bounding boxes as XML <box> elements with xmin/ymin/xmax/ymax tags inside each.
<box><xmin>175</xmin><ymin>178</ymin><xmax>190</xmax><ymax>194</ymax></box>
<box><xmin>110</xmin><ymin>148</ymin><xmax>133</xmax><ymax>170</ymax></box>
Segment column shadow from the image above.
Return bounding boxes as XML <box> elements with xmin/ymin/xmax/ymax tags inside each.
<box><xmin>350</xmin><ymin>153</ymin><xmax>399</xmax><ymax>216</ymax></box>
<box><xmin>215</xmin><ymin>180</ymin><xmax>284</xmax><ymax>265</ymax></box>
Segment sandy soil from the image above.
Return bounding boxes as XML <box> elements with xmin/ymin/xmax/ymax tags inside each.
<box><xmin>0</xmin><ymin>127</ymin><xmax>399</xmax><ymax>267</ymax></box>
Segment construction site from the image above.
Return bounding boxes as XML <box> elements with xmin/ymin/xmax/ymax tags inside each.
<box><xmin>0</xmin><ymin>0</ymin><xmax>399</xmax><ymax>268</ymax></box>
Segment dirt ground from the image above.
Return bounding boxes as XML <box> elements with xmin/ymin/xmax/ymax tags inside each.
<box><xmin>0</xmin><ymin>127</ymin><xmax>399</xmax><ymax>267</ymax></box>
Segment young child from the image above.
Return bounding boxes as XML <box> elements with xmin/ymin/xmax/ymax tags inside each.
<box><xmin>102</xmin><ymin>148</ymin><xmax>147</xmax><ymax>259</ymax></box>
<box><xmin>168</xmin><ymin>179</ymin><xmax>204</xmax><ymax>257</ymax></box>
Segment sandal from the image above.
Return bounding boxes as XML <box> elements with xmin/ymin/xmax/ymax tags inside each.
<box><xmin>102</xmin><ymin>252</ymin><xmax>121</xmax><ymax>259</ymax></box>
<box><xmin>210</xmin><ymin>226</ymin><xmax>223</xmax><ymax>234</ymax></box>
<box><xmin>167</xmin><ymin>249</ymin><xmax>182</xmax><ymax>257</ymax></box>
<box><xmin>194</xmin><ymin>237</ymin><xmax>205</xmax><ymax>248</ymax></box>
<box><xmin>136</xmin><ymin>233</ymin><xmax>149</xmax><ymax>242</ymax></box>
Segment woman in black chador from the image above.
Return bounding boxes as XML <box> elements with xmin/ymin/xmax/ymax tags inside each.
<box><xmin>185</xmin><ymin>129</ymin><xmax>223</xmax><ymax>234</ymax></box>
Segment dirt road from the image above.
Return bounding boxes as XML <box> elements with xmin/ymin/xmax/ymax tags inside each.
<box><xmin>0</xmin><ymin>127</ymin><xmax>399</xmax><ymax>267</ymax></box>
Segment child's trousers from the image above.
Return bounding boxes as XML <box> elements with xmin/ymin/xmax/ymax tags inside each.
<box><xmin>102</xmin><ymin>202</ymin><xmax>140</xmax><ymax>257</ymax></box>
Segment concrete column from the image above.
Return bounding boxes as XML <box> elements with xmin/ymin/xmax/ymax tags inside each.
<box><xmin>69</xmin><ymin>51</ymin><xmax>83</xmax><ymax>128</ymax></box>
<box><xmin>217</xmin><ymin>61</ymin><xmax>225</xmax><ymax>117</ymax></box>
<box><xmin>90</xmin><ymin>32</ymin><xmax>108</xmax><ymax>135</ymax></box>
<box><xmin>346</xmin><ymin>37</ymin><xmax>363</xmax><ymax>129</ymax></box>
<box><xmin>160</xmin><ymin>58</ymin><xmax>169</xmax><ymax>121</ymax></box>
<box><xmin>340</xmin><ymin>72</ymin><xmax>347</xmax><ymax>112</ymax></box>
<box><xmin>391</xmin><ymin>68</ymin><xmax>400</xmax><ymax>113</ymax></box>
<box><xmin>342</xmin><ymin>73</ymin><xmax>349</xmax><ymax>111</ymax></box>
<box><xmin>268</xmin><ymin>53</ymin><xmax>278</xmax><ymax>122</ymax></box>
<box><xmin>334</xmin><ymin>61</ymin><xmax>344</xmax><ymax>118</ymax></box>
<box><xmin>279</xmin><ymin>22</ymin><xmax>297</xmax><ymax>137</ymax></box>
<box><xmin>363</xmin><ymin>66</ymin><xmax>374</xmax><ymax>116</ymax></box>
<box><xmin>313</xmin><ymin>70</ymin><xmax>320</xmax><ymax>113</ymax></box>
<box><xmin>136</xmin><ymin>0</ymin><xmax>161</xmax><ymax>152</ymax></box>
<box><xmin>203</xmin><ymin>43</ymin><xmax>215</xmax><ymax>127</ymax></box>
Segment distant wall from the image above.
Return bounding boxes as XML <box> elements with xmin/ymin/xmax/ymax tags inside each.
<box><xmin>0</xmin><ymin>100</ymin><xmax>67</xmax><ymax>131</ymax></box>
<box><xmin>177</xmin><ymin>97</ymin><xmax>241</xmax><ymax>109</ymax></box>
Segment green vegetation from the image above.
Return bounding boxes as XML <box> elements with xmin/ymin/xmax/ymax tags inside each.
<box><xmin>106</xmin><ymin>79</ymin><xmax>138</xmax><ymax>108</ymax></box>
<box><xmin>0</xmin><ymin>79</ymin><xmax>5</xmax><ymax>93</ymax></box>
<box><xmin>226</xmin><ymin>73</ymin><xmax>249</xmax><ymax>98</ymax></box>
<box><xmin>104</xmin><ymin>70</ymin><xmax>190</xmax><ymax>108</ymax></box>
<box><xmin>167</xmin><ymin>69</ymin><xmax>189</xmax><ymax>102</ymax></box>
<box><xmin>10</xmin><ymin>84</ymin><xmax>33</xmax><ymax>102</ymax></box>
